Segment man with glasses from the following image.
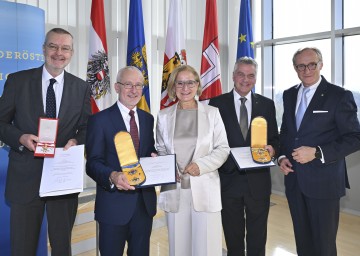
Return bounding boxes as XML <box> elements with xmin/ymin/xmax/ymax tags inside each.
<box><xmin>86</xmin><ymin>66</ymin><xmax>157</xmax><ymax>255</ymax></box>
<box><xmin>0</xmin><ymin>28</ymin><xmax>91</xmax><ymax>256</ymax></box>
<box><xmin>209</xmin><ymin>57</ymin><xmax>279</xmax><ymax>256</ymax></box>
<box><xmin>278</xmin><ymin>47</ymin><xmax>360</xmax><ymax>256</ymax></box>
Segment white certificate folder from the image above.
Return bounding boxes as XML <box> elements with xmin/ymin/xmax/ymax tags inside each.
<box><xmin>39</xmin><ymin>145</ymin><xmax>84</xmax><ymax>197</ymax></box>
<box><xmin>230</xmin><ymin>147</ymin><xmax>275</xmax><ymax>170</ymax></box>
<box><xmin>138</xmin><ymin>154</ymin><xmax>176</xmax><ymax>187</ymax></box>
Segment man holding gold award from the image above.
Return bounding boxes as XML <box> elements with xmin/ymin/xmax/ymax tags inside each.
<box><xmin>86</xmin><ymin>66</ymin><xmax>175</xmax><ymax>255</ymax></box>
<box><xmin>209</xmin><ymin>57</ymin><xmax>279</xmax><ymax>256</ymax></box>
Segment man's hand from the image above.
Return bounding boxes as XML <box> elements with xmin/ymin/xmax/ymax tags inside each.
<box><xmin>279</xmin><ymin>157</ymin><xmax>294</xmax><ymax>175</ymax></box>
<box><xmin>184</xmin><ymin>162</ymin><xmax>200</xmax><ymax>176</ymax></box>
<box><xmin>264</xmin><ymin>145</ymin><xmax>275</xmax><ymax>158</ymax></box>
<box><xmin>19</xmin><ymin>134</ymin><xmax>38</xmax><ymax>151</ymax></box>
<box><xmin>64</xmin><ymin>139</ymin><xmax>77</xmax><ymax>150</ymax></box>
<box><xmin>292</xmin><ymin>146</ymin><xmax>316</xmax><ymax>164</ymax></box>
<box><xmin>110</xmin><ymin>171</ymin><xmax>135</xmax><ymax>191</ymax></box>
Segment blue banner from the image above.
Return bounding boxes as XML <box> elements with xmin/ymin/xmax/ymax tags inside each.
<box><xmin>236</xmin><ymin>0</ymin><xmax>254</xmax><ymax>59</ymax></box>
<box><xmin>0</xmin><ymin>2</ymin><xmax>46</xmax><ymax>255</ymax></box>
<box><xmin>126</xmin><ymin>0</ymin><xmax>150</xmax><ymax>112</ymax></box>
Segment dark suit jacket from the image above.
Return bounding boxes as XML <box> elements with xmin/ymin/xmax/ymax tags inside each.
<box><xmin>86</xmin><ymin>103</ymin><xmax>157</xmax><ymax>225</ymax></box>
<box><xmin>0</xmin><ymin>66</ymin><xmax>91</xmax><ymax>203</ymax></box>
<box><xmin>280</xmin><ymin>76</ymin><xmax>360</xmax><ymax>199</ymax></box>
<box><xmin>209</xmin><ymin>90</ymin><xmax>279</xmax><ymax>199</ymax></box>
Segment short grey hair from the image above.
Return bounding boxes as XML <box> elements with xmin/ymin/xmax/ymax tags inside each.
<box><xmin>292</xmin><ymin>47</ymin><xmax>323</xmax><ymax>65</ymax></box>
<box><xmin>116</xmin><ymin>66</ymin><xmax>144</xmax><ymax>83</ymax></box>
<box><xmin>44</xmin><ymin>28</ymin><xmax>73</xmax><ymax>46</ymax></box>
<box><xmin>233</xmin><ymin>56</ymin><xmax>258</xmax><ymax>75</ymax></box>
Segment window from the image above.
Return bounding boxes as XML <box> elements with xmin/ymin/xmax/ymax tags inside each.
<box><xmin>344</xmin><ymin>0</ymin><xmax>360</xmax><ymax>28</ymax></box>
<box><xmin>344</xmin><ymin>35</ymin><xmax>360</xmax><ymax>119</ymax></box>
<box><xmin>273</xmin><ymin>0</ymin><xmax>330</xmax><ymax>38</ymax></box>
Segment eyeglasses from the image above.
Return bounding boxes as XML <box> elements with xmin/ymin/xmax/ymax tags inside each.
<box><xmin>175</xmin><ymin>80</ymin><xmax>198</xmax><ymax>89</ymax></box>
<box><xmin>46</xmin><ymin>43</ymin><xmax>73</xmax><ymax>53</ymax></box>
<box><xmin>117</xmin><ymin>82</ymin><xmax>144</xmax><ymax>90</ymax></box>
<box><xmin>295</xmin><ymin>61</ymin><xmax>321</xmax><ymax>72</ymax></box>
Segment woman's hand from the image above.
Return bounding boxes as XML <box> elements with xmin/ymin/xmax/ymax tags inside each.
<box><xmin>184</xmin><ymin>162</ymin><xmax>200</xmax><ymax>176</ymax></box>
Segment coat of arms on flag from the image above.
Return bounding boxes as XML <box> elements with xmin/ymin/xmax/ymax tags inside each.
<box><xmin>87</xmin><ymin>0</ymin><xmax>111</xmax><ymax>113</ymax></box>
<box><xmin>160</xmin><ymin>0</ymin><xmax>187</xmax><ymax>109</ymax></box>
<box><xmin>87</xmin><ymin>50</ymin><xmax>110</xmax><ymax>101</ymax></box>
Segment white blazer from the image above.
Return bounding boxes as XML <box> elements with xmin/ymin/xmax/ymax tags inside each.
<box><xmin>156</xmin><ymin>101</ymin><xmax>230</xmax><ymax>212</ymax></box>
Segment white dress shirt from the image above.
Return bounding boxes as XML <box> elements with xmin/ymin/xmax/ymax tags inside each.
<box><xmin>42</xmin><ymin>66</ymin><xmax>64</xmax><ymax>117</ymax></box>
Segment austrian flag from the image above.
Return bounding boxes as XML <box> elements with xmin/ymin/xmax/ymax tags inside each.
<box><xmin>87</xmin><ymin>0</ymin><xmax>111</xmax><ymax>113</ymax></box>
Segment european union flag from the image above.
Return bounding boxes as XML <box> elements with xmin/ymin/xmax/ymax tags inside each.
<box><xmin>127</xmin><ymin>0</ymin><xmax>150</xmax><ymax>112</ymax></box>
<box><xmin>237</xmin><ymin>0</ymin><xmax>254</xmax><ymax>59</ymax></box>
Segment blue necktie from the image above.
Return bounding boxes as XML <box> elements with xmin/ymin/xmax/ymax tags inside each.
<box><xmin>46</xmin><ymin>78</ymin><xmax>57</xmax><ymax>118</ymax></box>
<box><xmin>296</xmin><ymin>87</ymin><xmax>310</xmax><ymax>130</ymax></box>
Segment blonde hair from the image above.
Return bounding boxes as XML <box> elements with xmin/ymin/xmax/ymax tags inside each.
<box><xmin>167</xmin><ymin>65</ymin><xmax>202</xmax><ymax>100</ymax></box>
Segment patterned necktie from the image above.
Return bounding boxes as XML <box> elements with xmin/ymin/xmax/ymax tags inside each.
<box><xmin>129</xmin><ymin>110</ymin><xmax>140</xmax><ymax>154</ymax></box>
<box><xmin>239</xmin><ymin>97</ymin><xmax>248</xmax><ymax>139</ymax></box>
<box><xmin>46</xmin><ymin>78</ymin><xmax>57</xmax><ymax>118</ymax></box>
<box><xmin>296</xmin><ymin>87</ymin><xmax>310</xmax><ymax>130</ymax></box>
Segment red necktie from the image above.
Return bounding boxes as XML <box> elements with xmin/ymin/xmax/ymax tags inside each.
<box><xmin>129</xmin><ymin>110</ymin><xmax>139</xmax><ymax>154</ymax></box>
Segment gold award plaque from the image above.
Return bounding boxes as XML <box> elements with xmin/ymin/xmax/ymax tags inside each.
<box><xmin>114</xmin><ymin>131</ymin><xmax>146</xmax><ymax>186</ymax></box>
<box><xmin>250</xmin><ymin>117</ymin><xmax>272</xmax><ymax>164</ymax></box>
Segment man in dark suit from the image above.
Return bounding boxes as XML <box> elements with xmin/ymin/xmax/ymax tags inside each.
<box><xmin>0</xmin><ymin>28</ymin><xmax>91</xmax><ymax>256</ymax></box>
<box><xmin>278</xmin><ymin>47</ymin><xmax>360</xmax><ymax>256</ymax></box>
<box><xmin>209</xmin><ymin>57</ymin><xmax>279</xmax><ymax>256</ymax></box>
<box><xmin>86</xmin><ymin>66</ymin><xmax>157</xmax><ymax>256</ymax></box>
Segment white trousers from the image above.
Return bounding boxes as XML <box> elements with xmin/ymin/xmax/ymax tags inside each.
<box><xmin>166</xmin><ymin>188</ymin><xmax>222</xmax><ymax>256</ymax></box>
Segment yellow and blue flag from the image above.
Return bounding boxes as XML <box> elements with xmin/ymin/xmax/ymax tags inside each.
<box><xmin>237</xmin><ymin>0</ymin><xmax>254</xmax><ymax>59</ymax></box>
<box><xmin>127</xmin><ymin>0</ymin><xmax>150</xmax><ymax>112</ymax></box>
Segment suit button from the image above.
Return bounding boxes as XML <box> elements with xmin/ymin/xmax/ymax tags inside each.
<box><xmin>295</xmin><ymin>138</ymin><xmax>298</xmax><ymax>140</ymax></box>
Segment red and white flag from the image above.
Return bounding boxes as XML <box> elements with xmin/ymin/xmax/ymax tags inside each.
<box><xmin>199</xmin><ymin>0</ymin><xmax>222</xmax><ymax>101</ymax></box>
<box><xmin>160</xmin><ymin>0</ymin><xmax>187</xmax><ymax>109</ymax></box>
<box><xmin>87</xmin><ymin>0</ymin><xmax>111</xmax><ymax>113</ymax></box>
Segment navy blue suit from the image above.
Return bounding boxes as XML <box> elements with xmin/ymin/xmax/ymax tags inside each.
<box><xmin>279</xmin><ymin>76</ymin><xmax>360</xmax><ymax>256</ymax></box>
<box><xmin>86</xmin><ymin>103</ymin><xmax>156</xmax><ymax>255</ymax></box>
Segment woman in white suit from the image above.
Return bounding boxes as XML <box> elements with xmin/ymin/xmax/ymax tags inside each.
<box><xmin>156</xmin><ymin>65</ymin><xmax>230</xmax><ymax>256</ymax></box>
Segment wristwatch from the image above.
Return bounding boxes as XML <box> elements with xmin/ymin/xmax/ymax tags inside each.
<box><xmin>315</xmin><ymin>146</ymin><xmax>322</xmax><ymax>159</ymax></box>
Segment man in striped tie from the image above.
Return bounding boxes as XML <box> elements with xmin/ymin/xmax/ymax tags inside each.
<box><xmin>86</xmin><ymin>66</ymin><xmax>157</xmax><ymax>255</ymax></box>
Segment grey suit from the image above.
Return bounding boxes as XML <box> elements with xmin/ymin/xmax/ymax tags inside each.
<box><xmin>0</xmin><ymin>66</ymin><xmax>91</xmax><ymax>256</ymax></box>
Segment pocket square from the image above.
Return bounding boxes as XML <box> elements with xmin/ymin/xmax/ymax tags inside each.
<box><xmin>313</xmin><ymin>110</ymin><xmax>328</xmax><ymax>113</ymax></box>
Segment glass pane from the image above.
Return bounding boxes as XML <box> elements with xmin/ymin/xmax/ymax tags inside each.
<box><xmin>344</xmin><ymin>0</ymin><xmax>360</xmax><ymax>28</ymax></box>
<box><xmin>273</xmin><ymin>40</ymin><xmax>331</xmax><ymax>127</ymax></box>
<box><xmin>344</xmin><ymin>35</ymin><xmax>360</xmax><ymax>120</ymax></box>
<box><xmin>255</xmin><ymin>48</ymin><xmax>262</xmax><ymax>95</ymax></box>
<box><xmin>273</xmin><ymin>0</ymin><xmax>330</xmax><ymax>38</ymax></box>
<box><xmin>253</xmin><ymin>0</ymin><xmax>261</xmax><ymax>42</ymax></box>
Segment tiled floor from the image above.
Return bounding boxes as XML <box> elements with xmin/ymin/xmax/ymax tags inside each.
<box><xmin>74</xmin><ymin>193</ymin><xmax>360</xmax><ymax>256</ymax></box>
